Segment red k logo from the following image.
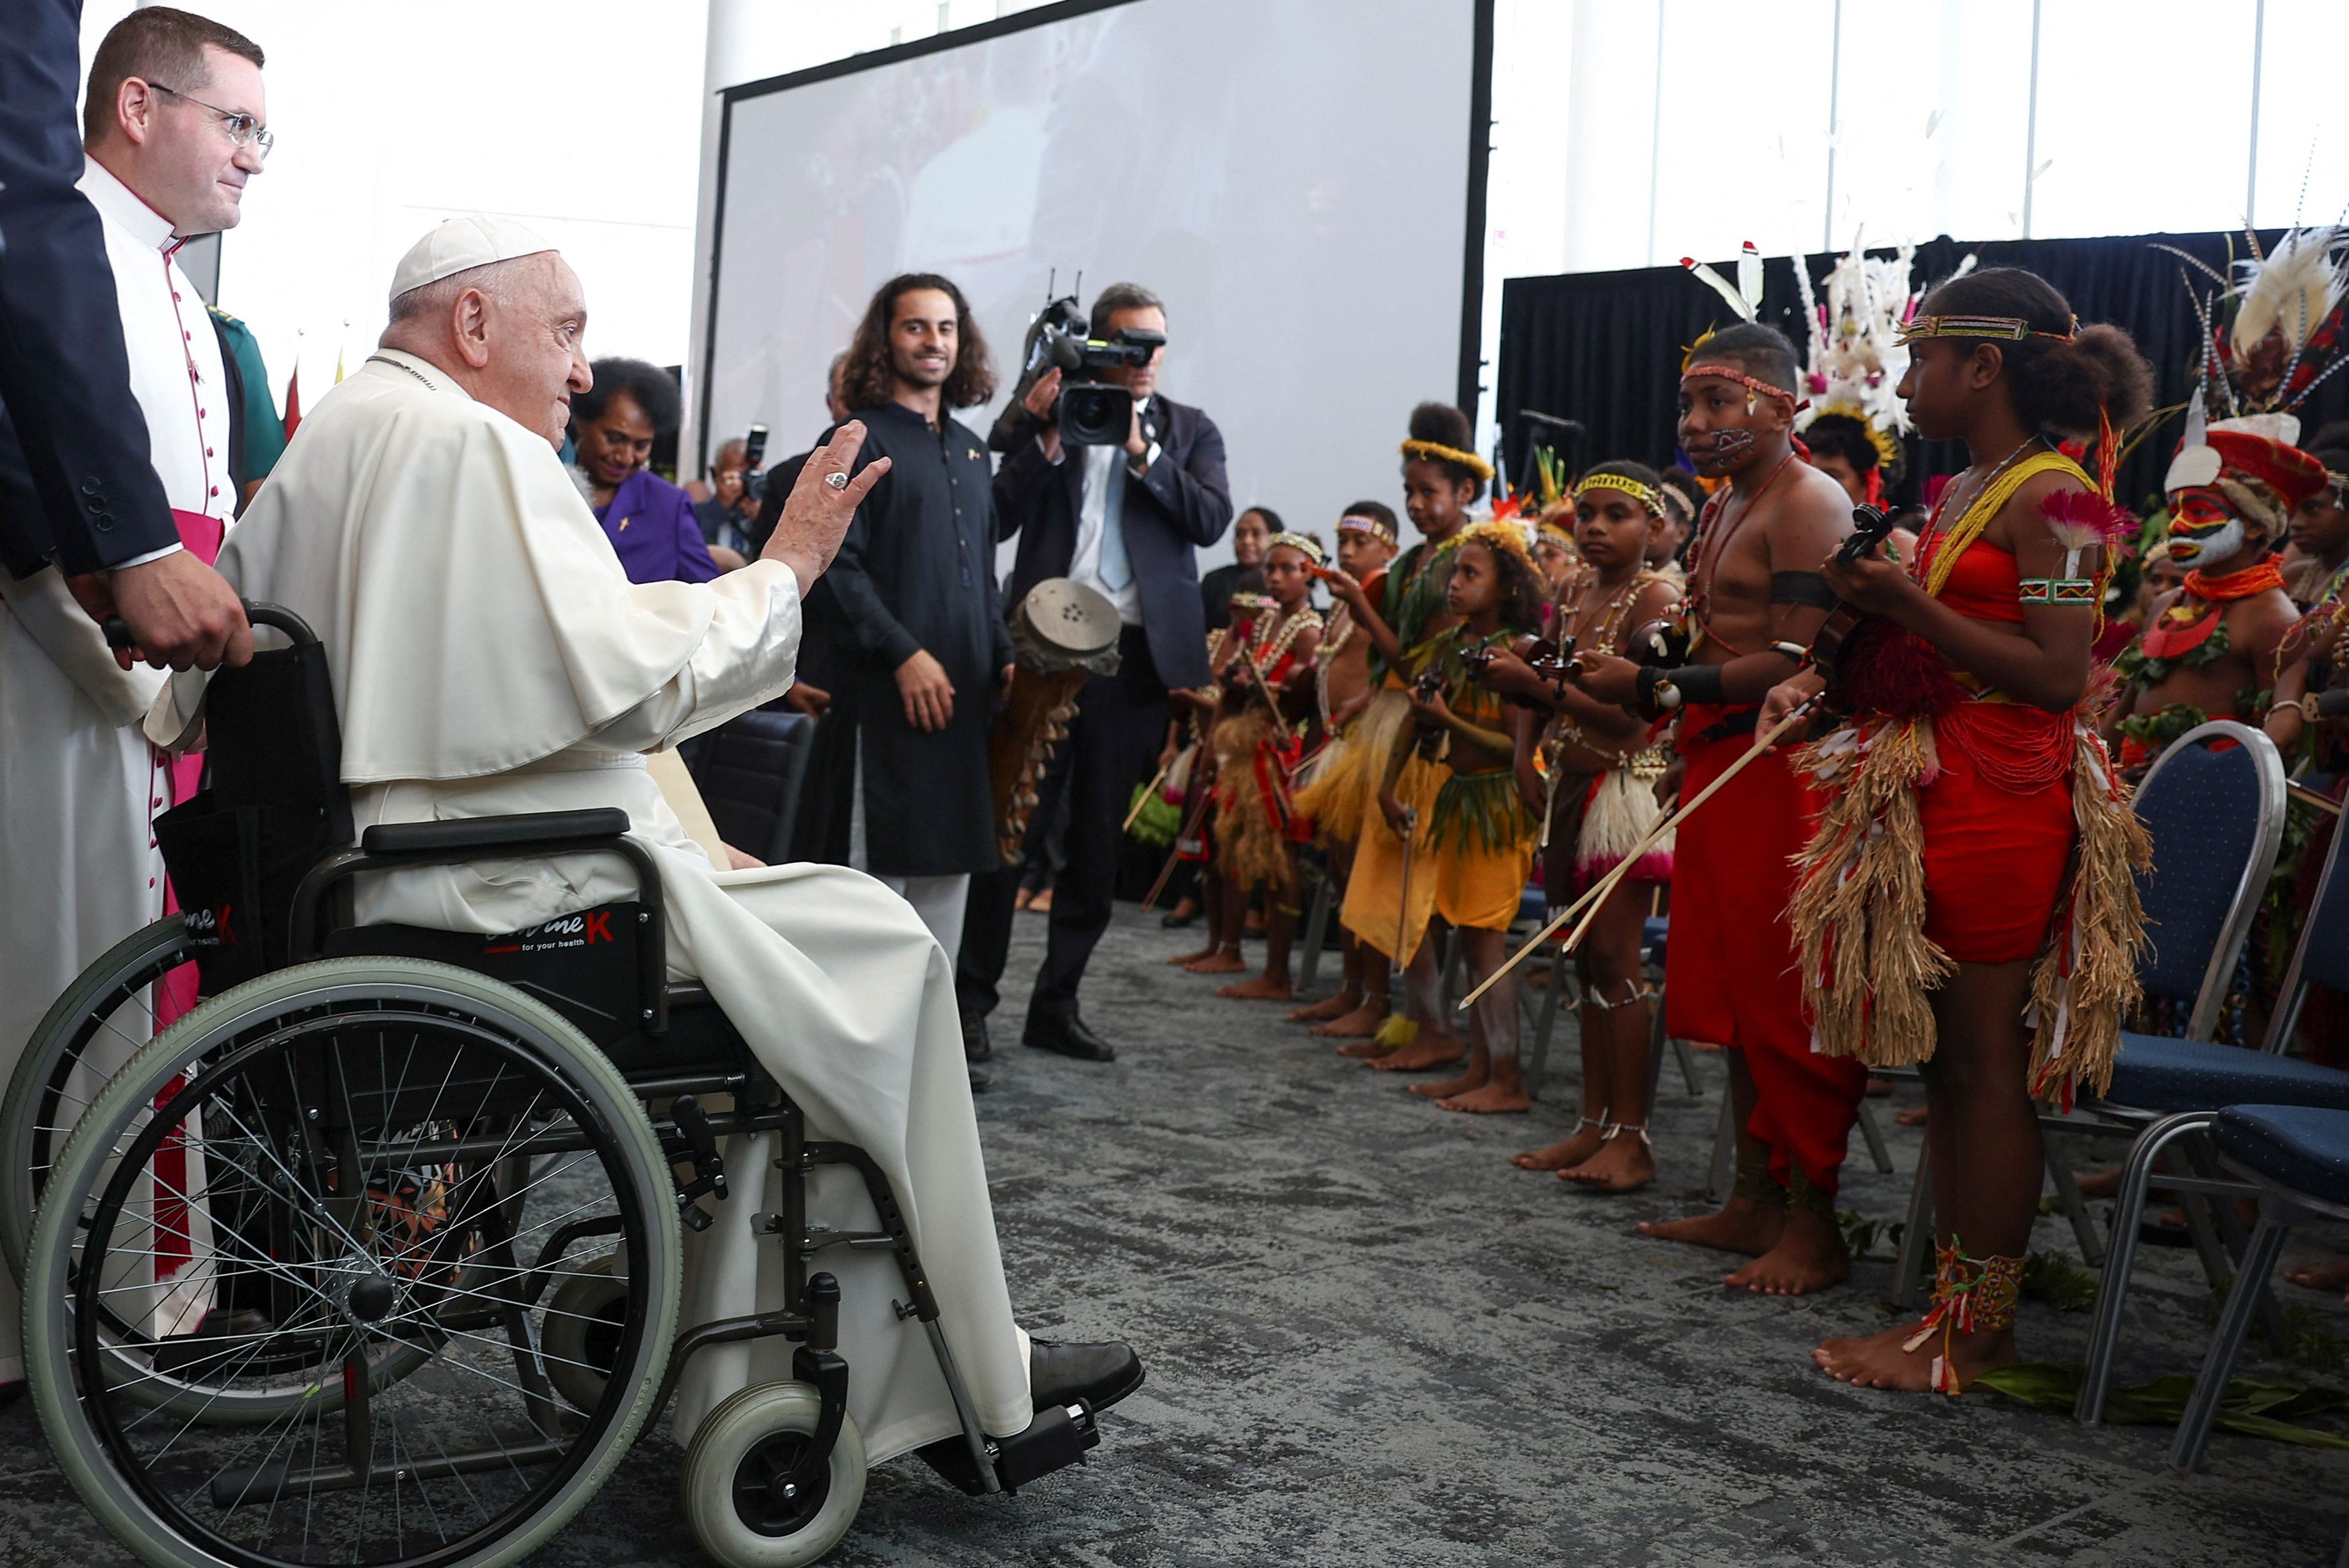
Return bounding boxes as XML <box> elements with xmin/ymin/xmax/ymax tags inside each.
<box><xmin>583</xmin><ymin>909</ymin><xmax>613</xmax><ymax>945</ymax></box>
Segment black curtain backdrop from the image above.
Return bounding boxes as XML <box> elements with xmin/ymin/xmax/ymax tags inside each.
<box><xmin>1495</xmin><ymin>230</ymin><xmax>2349</xmax><ymax>513</ymax></box>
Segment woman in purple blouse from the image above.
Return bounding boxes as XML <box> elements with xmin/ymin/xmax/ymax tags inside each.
<box><xmin>572</xmin><ymin>356</ymin><xmax>720</xmax><ymax>584</ymax></box>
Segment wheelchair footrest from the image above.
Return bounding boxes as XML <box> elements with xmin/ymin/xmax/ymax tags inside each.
<box><xmin>993</xmin><ymin>1399</ymin><xmax>1099</xmax><ymax>1492</ymax></box>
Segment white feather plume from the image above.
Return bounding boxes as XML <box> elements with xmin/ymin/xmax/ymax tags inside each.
<box><xmin>1736</xmin><ymin>241</ymin><xmax>1764</xmax><ymax>313</ymax></box>
<box><xmin>1681</xmin><ymin>256</ymin><xmax>1757</xmax><ymax>322</ymax></box>
<box><xmin>2234</xmin><ymin>225</ymin><xmax>2349</xmax><ymax>358</ymax></box>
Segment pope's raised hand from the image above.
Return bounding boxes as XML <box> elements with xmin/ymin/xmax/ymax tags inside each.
<box><xmin>760</xmin><ymin>421</ymin><xmax>891</xmax><ymax>597</ymax></box>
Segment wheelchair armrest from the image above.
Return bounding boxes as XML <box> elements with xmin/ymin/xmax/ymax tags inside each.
<box><xmin>360</xmin><ymin>808</ymin><xmax>633</xmax><ymax>856</ymax></box>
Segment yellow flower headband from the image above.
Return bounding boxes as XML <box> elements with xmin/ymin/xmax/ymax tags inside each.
<box><xmin>1458</xmin><ymin>519</ymin><xmax>1538</xmax><ymax>576</ymax></box>
<box><xmin>1265</xmin><ymin>530</ymin><xmax>1326</xmax><ymax>566</ymax></box>
<box><xmin>1572</xmin><ymin>472</ymin><xmax>1666</xmax><ymax>517</ymax></box>
<box><xmin>1399</xmin><ymin>437</ymin><xmax>1495</xmax><ymax>481</ymax></box>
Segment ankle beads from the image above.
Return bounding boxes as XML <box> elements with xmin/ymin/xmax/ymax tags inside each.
<box><xmin>1901</xmin><ymin>1239</ymin><xmax>2023</xmax><ymax>1396</ymax></box>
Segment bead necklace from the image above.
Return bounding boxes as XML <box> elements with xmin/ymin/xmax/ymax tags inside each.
<box><xmin>1915</xmin><ymin>433</ymin><xmax>2044</xmax><ymax>585</ymax></box>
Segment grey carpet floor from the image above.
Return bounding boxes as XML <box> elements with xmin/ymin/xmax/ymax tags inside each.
<box><xmin>4</xmin><ymin>903</ymin><xmax>2346</xmax><ymax>1566</ymax></box>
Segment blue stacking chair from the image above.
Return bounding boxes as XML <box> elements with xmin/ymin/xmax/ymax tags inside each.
<box><xmin>2175</xmin><ymin>1104</ymin><xmax>2349</xmax><ymax>1489</ymax></box>
<box><xmin>2073</xmin><ymin>724</ymin><xmax>2349</xmax><ymax>1425</ymax></box>
<box><xmin>1891</xmin><ymin>721</ymin><xmax>2287</xmax><ymax>1310</ymax></box>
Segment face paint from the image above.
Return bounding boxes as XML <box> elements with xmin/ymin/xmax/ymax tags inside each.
<box><xmin>2166</xmin><ymin>494</ymin><xmax>2245</xmax><ymax>566</ymax></box>
<box><xmin>1687</xmin><ymin>427</ymin><xmax>1756</xmax><ymax>476</ymax></box>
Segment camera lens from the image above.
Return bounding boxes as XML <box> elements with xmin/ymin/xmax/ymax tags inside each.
<box><xmin>1058</xmin><ymin>383</ymin><xmax>1132</xmax><ymax>446</ymax></box>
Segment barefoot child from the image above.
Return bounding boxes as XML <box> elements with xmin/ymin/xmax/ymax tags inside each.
<box><xmin>1321</xmin><ymin>404</ymin><xmax>1487</xmax><ymax>1072</ymax></box>
<box><xmin>1772</xmin><ymin>266</ymin><xmax>2155</xmax><ymax>1394</ymax></box>
<box><xmin>1164</xmin><ymin>575</ymin><xmax>1272</xmax><ymax>974</ymax></box>
<box><xmin>1366</xmin><ymin>523</ymin><xmax>1545</xmax><ymax>1112</ymax></box>
<box><xmin>1213</xmin><ymin>533</ymin><xmax>1326</xmax><ymax>1000</ymax></box>
<box><xmin>1291</xmin><ymin>505</ymin><xmax>1403</xmax><ymax>1034</ymax></box>
<box><xmin>1478</xmin><ymin>464</ymin><xmax>1680</xmax><ymax>1188</ymax></box>
<box><xmin>1566</xmin><ymin>323</ymin><xmax>1862</xmax><ymax>1294</ymax></box>
<box><xmin>2107</xmin><ymin>431</ymin><xmax>2309</xmax><ymax>777</ymax></box>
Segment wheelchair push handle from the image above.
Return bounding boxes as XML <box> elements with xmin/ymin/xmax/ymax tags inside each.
<box><xmin>101</xmin><ymin>599</ymin><xmax>317</xmax><ymax>652</ymax></box>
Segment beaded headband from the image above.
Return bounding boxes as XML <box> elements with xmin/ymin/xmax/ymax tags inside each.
<box><xmin>1895</xmin><ymin>312</ymin><xmax>2079</xmax><ymax>346</ymax></box>
<box><xmin>1336</xmin><ymin>512</ymin><xmax>1398</xmax><ymax>543</ymax></box>
<box><xmin>1680</xmin><ymin>362</ymin><xmax>1799</xmax><ymax>407</ymax></box>
<box><xmin>1537</xmin><ymin>519</ymin><xmax>1575</xmax><ymax>544</ymax></box>
<box><xmin>1265</xmin><ymin>530</ymin><xmax>1326</xmax><ymax>566</ymax></box>
<box><xmin>1230</xmin><ymin>590</ymin><xmax>1277</xmax><ymax>612</ymax></box>
<box><xmin>1572</xmin><ymin>472</ymin><xmax>1666</xmax><ymax>517</ymax></box>
<box><xmin>1399</xmin><ymin>437</ymin><xmax>1496</xmax><ymax>481</ymax></box>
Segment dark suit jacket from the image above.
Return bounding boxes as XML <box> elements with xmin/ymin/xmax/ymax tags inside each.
<box><xmin>0</xmin><ymin>0</ymin><xmax>181</xmax><ymax>578</ymax></box>
<box><xmin>992</xmin><ymin>394</ymin><xmax>1232</xmax><ymax>689</ymax></box>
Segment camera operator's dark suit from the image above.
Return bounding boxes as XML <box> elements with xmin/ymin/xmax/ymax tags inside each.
<box><xmin>962</xmin><ymin>395</ymin><xmax>1232</xmax><ymax>1044</ymax></box>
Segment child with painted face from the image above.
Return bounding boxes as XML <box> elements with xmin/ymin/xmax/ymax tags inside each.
<box><xmin>2107</xmin><ymin>429</ymin><xmax>2317</xmax><ymax>778</ymax></box>
<box><xmin>1209</xmin><ymin>533</ymin><xmax>1326</xmax><ymax>1002</ymax></box>
<box><xmin>1364</xmin><ymin>525</ymin><xmax>1544</xmax><ymax>1113</ymax></box>
<box><xmin>1289</xmin><ymin>504</ymin><xmax>1403</xmax><ymax>1034</ymax></box>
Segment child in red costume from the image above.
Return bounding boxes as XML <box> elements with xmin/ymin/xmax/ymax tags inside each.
<box><xmin>1564</xmin><ymin>323</ymin><xmax>1863</xmax><ymax>1295</ymax></box>
<box><xmin>1776</xmin><ymin>266</ymin><xmax>2157</xmax><ymax>1396</ymax></box>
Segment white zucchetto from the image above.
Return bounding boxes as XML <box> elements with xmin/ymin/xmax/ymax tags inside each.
<box><xmin>389</xmin><ymin>216</ymin><xmax>556</xmax><ymax>301</ymax></box>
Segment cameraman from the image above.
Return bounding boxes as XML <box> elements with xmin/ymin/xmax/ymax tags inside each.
<box><xmin>962</xmin><ymin>282</ymin><xmax>1234</xmax><ymax>1062</ymax></box>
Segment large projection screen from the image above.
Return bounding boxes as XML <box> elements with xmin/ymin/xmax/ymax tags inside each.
<box><xmin>698</xmin><ymin>0</ymin><xmax>1485</xmax><ymax>571</ymax></box>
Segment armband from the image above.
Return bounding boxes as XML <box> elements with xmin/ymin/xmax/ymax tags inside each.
<box><xmin>1769</xmin><ymin>571</ymin><xmax>1839</xmax><ymax>611</ymax></box>
<box><xmin>1670</xmin><ymin>664</ymin><xmax>1728</xmax><ymax>706</ymax></box>
<box><xmin>2017</xmin><ymin>576</ymin><xmax>2099</xmax><ymax>606</ymax></box>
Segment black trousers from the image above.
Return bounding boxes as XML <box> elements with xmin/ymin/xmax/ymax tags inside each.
<box><xmin>960</xmin><ymin>625</ymin><xmax>1169</xmax><ymax>1021</ymax></box>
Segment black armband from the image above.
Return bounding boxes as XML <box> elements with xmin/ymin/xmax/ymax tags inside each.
<box><xmin>1769</xmin><ymin>571</ymin><xmax>1839</xmax><ymax>610</ymax></box>
<box><xmin>1668</xmin><ymin>664</ymin><xmax>1728</xmax><ymax>706</ymax></box>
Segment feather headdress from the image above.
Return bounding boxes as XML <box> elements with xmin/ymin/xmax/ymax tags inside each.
<box><xmin>2170</xmin><ymin>222</ymin><xmax>2349</xmax><ymax>442</ymax></box>
<box><xmin>1681</xmin><ymin>241</ymin><xmax>1763</xmax><ymax>323</ymax></box>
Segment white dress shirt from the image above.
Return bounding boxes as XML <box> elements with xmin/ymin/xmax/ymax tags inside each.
<box><xmin>77</xmin><ymin>156</ymin><xmax>236</xmax><ymax>561</ymax></box>
<box><xmin>1062</xmin><ymin>396</ymin><xmax>1156</xmax><ymax>626</ymax></box>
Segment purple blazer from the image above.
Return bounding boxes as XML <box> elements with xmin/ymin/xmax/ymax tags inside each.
<box><xmin>592</xmin><ymin>467</ymin><xmax>720</xmax><ymax>584</ymax></box>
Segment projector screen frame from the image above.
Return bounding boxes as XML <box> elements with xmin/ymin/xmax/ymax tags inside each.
<box><xmin>695</xmin><ymin>0</ymin><xmax>1495</xmax><ymax>476</ymax></box>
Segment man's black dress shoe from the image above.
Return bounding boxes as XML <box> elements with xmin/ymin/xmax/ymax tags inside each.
<box><xmin>1029</xmin><ymin>1338</ymin><xmax>1144</xmax><ymax>1413</ymax></box>
<box><xmin>959</xmin><ymin>1000</ymin><xmax>993</xmax><ymax>1063</ymax></box>
<box><xmin>1023</xmin><ymin>1010</ymin><xmax>1115</xmax><ymax>1062</ymax></box>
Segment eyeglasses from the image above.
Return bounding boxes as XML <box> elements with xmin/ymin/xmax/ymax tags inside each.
<box><xmin>148</xmin><ymin>81</ymin><xmax>274</xmax><ymax>160</ymax></box>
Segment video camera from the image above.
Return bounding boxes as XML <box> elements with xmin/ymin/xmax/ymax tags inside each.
<box><xmin>995</xmin><ymin>282</ymin><xmax>1166</xmax><ymax>449</ymax></box>
<box><xmin>738</xmin><ymin>422</ymin><xmax>770</xmax><ymax>503</ymax></box>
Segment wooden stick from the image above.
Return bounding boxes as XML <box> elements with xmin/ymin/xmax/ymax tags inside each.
<box><xmin>1142</xmin><ymin>778</ymin><xmax>1217</xmax><ymax>910</ymax></box>
<box><xmin>1123</xmin><ymin>755</ymin><xmax>1176</xmax><ymax>832</ymax></box>
<box><xmin>2289</xmin><ymin>780</ymin><xmax>2344</xmax><ymax>817</ymax></box>
<box><xmin>1456</xmin><ymin>699</ymin><xmax>1818</xmax><ymax>1011</ymax></box>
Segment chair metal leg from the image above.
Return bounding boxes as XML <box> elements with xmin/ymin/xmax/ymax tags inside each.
<box><xmin>1672</xmin><ymin>1037</ymin><xmax>1700</xmax><ymax>1095</ymax></box>
<box><xmin>1646</xmin><ymin>990</ymin><xmax>1668</xmax><ymax>1111</ymax></box>
<box><xmin>1440</xmin><ymin>927</ymin><xmax>1466</xmax><ymax>1012</ymax></box>
<box><xmin>2043</xmin><ymin>1142</ymin><xmax>2107</xmax><ymax>1267</ymax></box>
<box><xmin>1525</xmin><ymin>948</ymin><xmax>1564</xmax><ymax>1100</ymax></box>
<box><xmin>1297</xmin><ymin>874</ymin><xmax>1334</xmax><ymax>994</ymax></box>
<box><xmin>2183</xmin><ymin>1137</ymin><xmax>2285</xmax><ymax>1351</ymax></box>
<box><xmin>1890</xmin><ymin>1137</ymin><xmax>1937</xmax><ymax>1310</ymax></box>
<box><xmin>1855</xmin><ymin>1100</ymin><xmax>1895</xmax><ymax>1175</ymax></box>
<box><xmin>2166</xmin><ymin>1145</ymin><xmax>2238</xmax><ymax>1297</ymax></box>
<box><xmin>1705</xmin><ymin>1086</ymin><xmax>1736</xmax><ymax>1205</ymax></box>
<box><xmin>2076</xmin><ymin>1110</ymin><xmax>2215</xmax><ymax>1426</ymax></box>
<box><xmin>2172</xmin><ymin>1212</ymin><xmax>2292</xmax><ymax>1471</ymax></box>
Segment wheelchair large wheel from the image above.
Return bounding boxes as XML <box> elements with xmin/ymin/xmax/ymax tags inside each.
<box><xmin>26</xmin><ymin>957</ymin><xmax>683</xmax><ymax>1568</ymax></box>
<box><xmin>0</xmin><ymin>914</ymin><xmax>200</xmax><ymax>1275</ymax></box>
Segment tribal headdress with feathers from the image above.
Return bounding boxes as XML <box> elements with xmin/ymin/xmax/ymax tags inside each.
<box><xmin>2161</xmin><ymin>223</ymin><xmax>2349</xmax><ymax>448</ymax></box>
<box><xmin>1791</xmin><ymin>234</ymin><xmax>1930</xmax><ymax>478</ymax></box>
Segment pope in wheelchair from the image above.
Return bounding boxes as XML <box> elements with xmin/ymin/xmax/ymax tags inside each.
<box><xmin>10</xmin><ymin>219</ymin><xmax>1140</xmax><ymax>1568</ymax></box>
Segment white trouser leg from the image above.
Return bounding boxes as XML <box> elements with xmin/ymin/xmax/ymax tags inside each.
<box><xmin>876</xmin><ymin>874</ymin><xmax>971</xmax><ymax>968</ymax></box>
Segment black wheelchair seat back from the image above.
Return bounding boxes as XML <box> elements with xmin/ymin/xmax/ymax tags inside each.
<box><xmin>325</xmin><ymin>902</ymin><xmax>646</xmax><ymax>1045</ymax></box>
<box><xmin>153</xmin><ymin>604</ymin><xmax>354</xmax><ymax>993</ymax></box>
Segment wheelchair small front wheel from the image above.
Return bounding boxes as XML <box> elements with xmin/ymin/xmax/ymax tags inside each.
<box><xmin>681</xmin><ymin>1381</ymin><xmax>867</xmax><ymax>1568</ymax></box>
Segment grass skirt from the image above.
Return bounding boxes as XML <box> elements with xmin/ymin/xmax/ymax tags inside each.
<box><xmin>1212</xmin><ymin>710</ymin><xmax>1295</xmax><ymax>892</ymax></box>
<box><xmin>1295</xmin><ymin>686</ymin><xmax>1408</xmax><ymax>849</ymax></box>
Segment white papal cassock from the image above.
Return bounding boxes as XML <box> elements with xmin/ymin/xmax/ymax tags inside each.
<box><xmin>0</xmin><ymin>156</ymin><xmax>238</xmax><ymax>1382</ymax></box>
<box><xmin>150</xmin><ymin>348</ymin><xmax>1033</xmax><ymax>1459</ymax></box>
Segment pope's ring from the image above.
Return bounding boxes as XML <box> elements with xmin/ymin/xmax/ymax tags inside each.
<box><xmin>824</xmin><ymin>470</ymin><xmax>850</xmax><ymax>490</ymax></box>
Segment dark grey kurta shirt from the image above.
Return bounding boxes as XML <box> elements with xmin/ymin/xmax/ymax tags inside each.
<box><xmin>815</xmin><ymin>401</ymin><xmax>1013</xmax><ymax>878</ymax></box>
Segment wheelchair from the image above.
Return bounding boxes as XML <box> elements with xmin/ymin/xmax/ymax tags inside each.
<box><xmin>4</xmin><ymin>605</ymin><xmax>1099</xmax><ymax>1568</ymax></box>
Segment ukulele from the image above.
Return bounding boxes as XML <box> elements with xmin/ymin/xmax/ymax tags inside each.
<box><xmin>1800</xmin><ymin>502</ymin><xmax>1903</xmax><ymax>686</ymax></box>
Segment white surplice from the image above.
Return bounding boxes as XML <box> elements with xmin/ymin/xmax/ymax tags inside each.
<box><xmin>0</xmin><ymin>156</ymin><xmax>238</xmax><ymax>1381</ymax></box>
<box><xmin>152</xmin><ymin>349</ymin><xmax>1032</xmax><ymax>1460</ymax></box>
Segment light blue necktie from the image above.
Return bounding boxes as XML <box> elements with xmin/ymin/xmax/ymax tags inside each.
<box><xmin>1097</xmin><ymin>453</ymin><xmax>1133</xmax><ymax>594</ymax></box>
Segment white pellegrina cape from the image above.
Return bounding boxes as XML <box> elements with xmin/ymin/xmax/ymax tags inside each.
<box><xmin>153</xmin><ymin>349</ymin><xmax>1032</xmax><ymax>1457</ymax></box>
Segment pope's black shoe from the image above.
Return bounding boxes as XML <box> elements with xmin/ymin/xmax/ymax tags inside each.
<box><xmin>1023</xmin><ymin>1009</ymin><xmax>1115</xmax><ymax>1062</ymax></box>
<box><xmin>1029</xmin><ymin>1338</ymin><xmax>1144</xmax><ymax>1413</ymax></box>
